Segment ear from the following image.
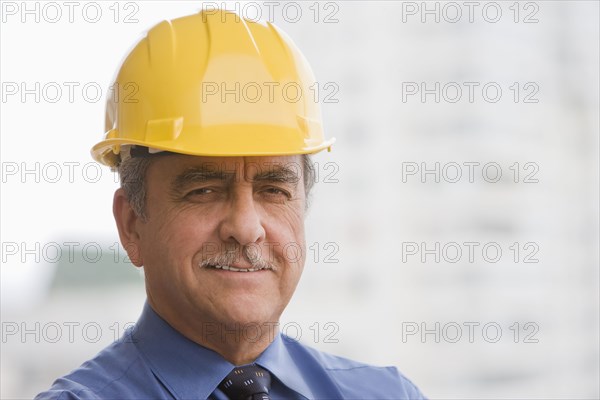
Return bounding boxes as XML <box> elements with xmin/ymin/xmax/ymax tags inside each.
<box><xmin>113</xmin><ymin>188</ymin><xmax>144</xmax><ymax>267</ymax></box>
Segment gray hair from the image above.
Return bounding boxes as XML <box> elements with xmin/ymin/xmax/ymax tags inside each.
<box><xmin>116</xmin><ymin>152</ymin><xmax>316</xmax><ymax>220</ymax></box>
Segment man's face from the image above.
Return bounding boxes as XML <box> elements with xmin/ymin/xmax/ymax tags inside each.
<box><xmin>126</xmin><ymin>154</ymin><xmax>307</xmax><ymax>331</ymax></box>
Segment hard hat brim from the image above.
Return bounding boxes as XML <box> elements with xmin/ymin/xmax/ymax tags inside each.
<box><xmin>91</xmin><ymin>136</ymin><xmax>335</xmax><ymax>167</ymax></box>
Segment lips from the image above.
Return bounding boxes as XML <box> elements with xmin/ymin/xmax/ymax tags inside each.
<box><xmin>207</xmin><ymin>264</ymin><xmax>270</xmax><ymax>272</ymax></box>
<box><xmin>200</xmin><ymin>248</ymin><xmax>278</xmax><ymax>272</ymax></box>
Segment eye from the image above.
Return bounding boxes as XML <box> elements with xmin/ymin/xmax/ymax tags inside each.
<box><xmin>262</xmin><ymin>187</ymin><xmax>291</xmax><ymax>200</ymax></box>
<box><xmin>185</xmin><ymin>187</ymin><xmax>215</xmax><ymax>198</ymax></box>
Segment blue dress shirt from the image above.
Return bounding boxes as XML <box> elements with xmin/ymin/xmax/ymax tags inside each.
<box><xmin>36</xmin><ymin>302</ymin><xmax>426</xmax><ymax>399</ymax></box>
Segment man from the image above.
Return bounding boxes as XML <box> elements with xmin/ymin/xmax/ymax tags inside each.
<box><xmin>36</xmin><ymin>9</ymin><xmax>426</xmax><ymax>400</ymax></box>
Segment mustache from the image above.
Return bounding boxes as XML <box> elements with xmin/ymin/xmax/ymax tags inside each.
<box><xmin>199</xmin><ymin>245</ymin><xmax>278</xmax><ymax>271</ymax></box>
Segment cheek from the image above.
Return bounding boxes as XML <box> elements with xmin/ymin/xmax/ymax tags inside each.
<box><xmin>262</xmin><ymin>207</ymin><xmax>306</xmax><ymax>268</ymax></box>
<box><xmin>278</xmin><ymin>206</ymin><xmax>305</xmax><ymax>243</ymax></box>
<box><xmin>141</xmin><ymin>207</ymin><xmax>219</xmax><ymax>272</ymax></box>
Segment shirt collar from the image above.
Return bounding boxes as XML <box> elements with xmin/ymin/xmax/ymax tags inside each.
<box><xmin>132</xmin><ymin>302</ymin><xmax>234</xmax><ymax>399</ymax></box>
<box><xmin>132</xmin><ymin>302</ymin><xmax>313</xmax><ymax>399</ymax></box>
<box><xmin>256</xmin><ymin>334</ymin><xmax>313</xmax><ymax>399</ymax></box>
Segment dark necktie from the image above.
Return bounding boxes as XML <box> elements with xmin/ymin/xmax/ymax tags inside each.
<box><xmin>218</xmin><ymin>364</ymin><xmax>272</xmax><ymax>400</ymax></box>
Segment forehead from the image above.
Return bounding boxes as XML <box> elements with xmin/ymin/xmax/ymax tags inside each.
<box><xmin>148</xmin><ymin>154</ymin><xmax>304</xmax><ymax>179</ymax></box>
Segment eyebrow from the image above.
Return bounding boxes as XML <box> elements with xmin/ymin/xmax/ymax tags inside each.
<box><xmin>171</xmin><ymin>167</ymin><xmax>234</xmax><ymax>193</ymax></box>
<box><xmin>170</xmin><ymin>164</ymin><xmax>301</xmax><ymax>193</ymax></box>
<box><xmin>252</xmin><ymin>166</ymin><xmax>300</xmax><ymax>185</ymax></box>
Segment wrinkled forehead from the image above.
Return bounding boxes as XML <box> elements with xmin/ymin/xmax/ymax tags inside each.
<box><xmin>150</xmin><ymin>153</ymin><xmax>304</xmax><ymax>184</ymax></box>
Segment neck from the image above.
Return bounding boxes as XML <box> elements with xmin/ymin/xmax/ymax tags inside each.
<box><xmin>199</xmin><ymin>324</ymin><xmax>278</xmax><ymax>365</ymax></box>
<box><xmin>149</xmin><ymin>300</ymin><xmax>279</xmax><ymax>365</ymax></box>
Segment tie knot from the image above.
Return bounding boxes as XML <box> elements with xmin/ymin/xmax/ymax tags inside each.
<box><xmin>219</xmin><ymin>364</ymin><xmax>272</xmax><ymax>400</ymax></box>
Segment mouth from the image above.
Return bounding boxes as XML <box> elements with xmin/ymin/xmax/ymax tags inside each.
<box><xmin>205</xmin><ymin>264</ymin><xmax>271</xmax><ymax>272</ymax></box>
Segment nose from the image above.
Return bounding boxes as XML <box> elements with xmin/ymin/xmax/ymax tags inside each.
<box><xmin>218</xmin><ymin>189</ymin><xmax>266</xmax><ymax>246</ymax></box>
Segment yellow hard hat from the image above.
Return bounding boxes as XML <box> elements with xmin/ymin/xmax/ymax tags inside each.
<box><xmin>91</xmin><ymin>9</ymin><xmax>335</xmax><ymax>167</ymax></box>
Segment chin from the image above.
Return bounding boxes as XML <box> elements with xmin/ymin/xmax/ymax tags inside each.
<box><xmin>221</xmin><ymin>305</ymin><xmax>274</xmax><ymax>326</ymax></box>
